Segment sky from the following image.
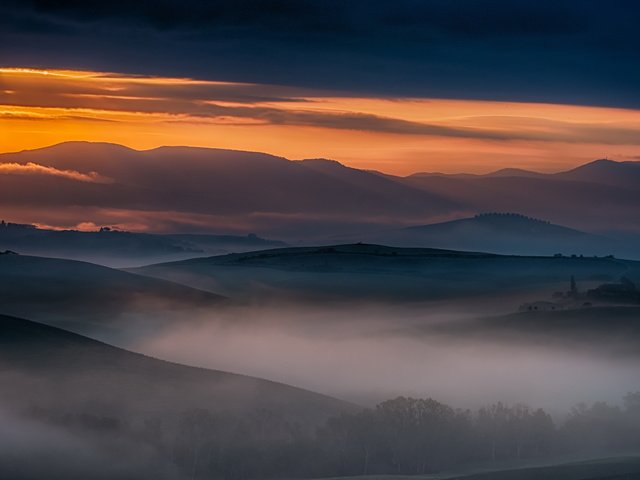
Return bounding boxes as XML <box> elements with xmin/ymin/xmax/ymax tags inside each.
<box><xmin>2</xmin><ymin>0</ymin><xmax>640</xmax><ymax>174</ymax></box>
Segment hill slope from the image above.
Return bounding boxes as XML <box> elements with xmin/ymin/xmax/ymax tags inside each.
<box><xmin>0</xmin><ymin>314</ymin><xmax>354</xmax><ymax>479</ymax></box>
<box><xmin>0</xmin><ymin>252</ymin><xmax>224</xmax><ymax>339</ymax></box>
<box><xmin>0</xmin><ymin>221</ymin><xmax>284</xmax><ymax>267</ymax></box>
<box><xmin>133</xmin><ymin>244</ymin><xmax>640</xmax><ymax>303</ymax></box>
<box><xmin>0</xmin><ymin>314</ymin><xmax>353</xmax><ymax>422</ymax></box>
<box><xmin>402</xmin><ymin>174</ymin><xmax>639</xmax><ymax>235</ymax></box>
<box><xmin>340</xmin><ymin>213</ymin><xmax>624</xmax><ymax>257</ymax></box>
<box><xmin>554</xmin><ymin>158</ymin><xmax>640</xmax><ymax>189</ymax></box>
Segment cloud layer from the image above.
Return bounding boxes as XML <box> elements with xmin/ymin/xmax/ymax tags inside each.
<box><xmin>3</xmin><ymin>68</ymin><xmax>640</xmax><ymax>174</ymax></box>
<box><xmin>2</xmin><ymin>1</ymin><xmax>640</xmax><ymax>108</ymax></box>
<box><xmin>0</xmin><ymin>161</ymin><xmax>109</xmax><ymax>183</ymax></box>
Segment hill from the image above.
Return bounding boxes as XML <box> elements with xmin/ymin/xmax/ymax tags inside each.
<box><xmin>321</xmin><ymin>456</ymin><xmax>640</xmax><ymax>480</ymax></box>
<box><xmin>132</xmin><ymin>244</ymin><xmax>640</xmax><ymax>303</ymax></box>
<box><xmin>418</xmin><ymin>306</ymin><xmax>640</xmax><ymax>358</ymax></box>
<box><xmin>447</xmin><ymin>456</ymin><xmax>640</xmax><ymax>480</ymax></box>
<box><xmin>554</xmin><ymin>158</ymin><xmax>640</xmax><ymax>189</ymax></box>
<box><xmin>402</xmin><ymin>173</ymin><xmax>639</xmax><ymax>237</ymax></box>
<box><xmin>0</xmin><ymin>314</ymin><xmax>352</xmax><ymax>421</ymax></box>
<box><xmin>0</xmin><ymin>220</ymin><xmax>284</xmax><ymax>267</ymax></box>
<box><xmin>0</xmin><ymin>314</ymin><xmax>354</xmax><ymax>479</ymax></box>
<box><xmin>0</xmin><ymin>253</ymin><xmax>225</xmax><ymax>339</ymax></box>
<box><xmin>340</xmin><ymin>213</ymin><xmax>626</xmax><ymax>257</ymax></box>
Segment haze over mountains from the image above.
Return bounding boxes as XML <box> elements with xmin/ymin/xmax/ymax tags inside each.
<box><xmin>0</xmin><ymin>314</ymin><xmax>353</xmax><ymax>479</ymax></box>
<box><xmin>0</xmin><ymin>220</ymin><xmax>284</xmax><ymax>267</ymax></box>
<box><xmin>342</xmin><ymin>213</ymin><xmax>639</xmax><ymax>258</ymax></box>
<box><xmin>6</xmin><ymin>1</ymin><xmax>640</xmax><ymax>477</ymax></box>
<box><xmin>132</xmin><ymin>243</ymin><xmax>640</xmax><ymax>304</ymax></box>
<box><xmin>1</xmin><ymin>142</ymin><xmax>640</xmax><ymax>480</ymax></box>
<box><xmin>1</xmin><ymin>142</ymin><xmax>638</xmax><ymax>244</ymax></box>
<box><xmin>3</xmin><ymin>313</ymin><xmax>639</xmax><ymax>480</ymax></box>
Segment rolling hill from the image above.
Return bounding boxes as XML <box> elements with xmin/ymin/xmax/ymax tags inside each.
<box><xmin>337</xmin><ymin>213</ymin><xmax>629</xmax><ymax>257</ymax></box>
<box><xmin>0</xmin><ymin>220</ymin><xmax>285</xmax><ymax>267</ymax></box>
<box><xmin>0</xmin><ymin>313</ymin><xmax>353</xmax><ymax>422</ymax></box>
<box><xmin>554</xmin><ymin>158</ymin><xmax>640</xmax><ymax>188</ymax></box>
<box><xmin>0</xmin><ymin>313</ymin><xmax>355</xmax><ymax>479</ymax></box>
<box><xmin>402</xmin><ymin>172</ymin><xmax>639</xmax><ymax>236</ymax></box>
<box><xmin>132</xmin><ymin>244</ymin><xmax>640</xmax><ymax>303</ymax></box>
<box><xmin>415</xmin><ymin>306</ymin><xmax>640</xmax><ymax>358</ymax></box>
<box><xmin>0</xmin><ymin>252</ymin><xmax>225</xmax><ymax>339</ymax></box>
<box><xmin>445</xmin><ymin>456</ymin><xmax>640</xmax><ymax>480</ymax></box>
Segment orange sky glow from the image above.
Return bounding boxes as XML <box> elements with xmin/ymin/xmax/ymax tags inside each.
<box><xmin>2</xmin><ymin>67</ymin><xmax>640</xmax><ymax>175</ymax></box>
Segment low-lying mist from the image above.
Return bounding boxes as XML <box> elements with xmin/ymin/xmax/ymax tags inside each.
<box><xmin>0</xmin><ymin>406</ymin><xmax>183</xmax><ymax>480</ymax></box>
<box><xmin>131</xmin><ymin>302</ymin><xmax>640</xmax><ymax>413</ymax></box>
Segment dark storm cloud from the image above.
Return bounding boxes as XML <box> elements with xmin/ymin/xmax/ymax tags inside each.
<box><xmin>2</xmin><ymin>0</ymin><xmax>640</xmax><ymax>107</ymax></box>
<box><xmin>4</xmin><ymin>68</ymin><xmax>640</xmax><ymax>144</ymax></box>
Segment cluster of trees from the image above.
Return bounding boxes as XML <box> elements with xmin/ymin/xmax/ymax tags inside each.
<box><xmin>27</xmin><ymin>393</ymin><xmax>640</xmax><ymax>480</ymax></box>
<box><xmin>474</xmin><ymin>213</ymin><xmax>551</xmax><ymax>224</ymax></box>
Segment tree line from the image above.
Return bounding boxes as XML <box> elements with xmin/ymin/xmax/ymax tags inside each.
<box><xmin>28</xmin><ymin>392</ymin><xmax>640</xmax><ymax>480</ymax></box>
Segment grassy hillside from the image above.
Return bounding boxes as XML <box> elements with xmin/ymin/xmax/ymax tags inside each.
<box><xmin>0</xmin><ymin>221</ymin><xmax>285</xmax><ymax>267</ymax></box>
<box><xmin>0</xmin><ymin>314</ymin><xmax>354</xmax><ymax>424</ymax></box>
<box><xmin>411</xmin><ymin>306</ymin><xmax>640</xmax><ymax>358</ymax></box>
<box><xmin>447</xmin><ymin>456</ymin><xmax>640</xmax><ymax>480</ymax></box>
<box><xmin>320</xmin><ymin>456</ymin><xmax>640</xmax><ymax>480</ymax></box>
<box><xmin>0</xmin><ymin>253</ymin><xmax>225</xmax><ymax>338</ymax></box>
<box><xmin>133</xmin><ymin>244</ymin><xmax>639</xmax><ymax>303</ymax></box>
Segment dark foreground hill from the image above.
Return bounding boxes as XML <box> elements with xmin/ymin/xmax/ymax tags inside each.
<box><xmin>0</xmin><ymin>314</ymin><xmax>352</xmax><ymax>421</ymax></box>
<box><xmin>133</xmin><ymin>244</ymin><xmax>640</xmax><ymax>303</ymax></box>
<box><xmin>0</xmin><ymin>314</ymin><xmax>354</xmax><ymax>479</ymax></box>
<box><xmin>445</xmin><ymin>456</ymin><xmax>640</xmax><ymax>480</ymax></box>
<box><xmin>0</xmin><ymin>252</ymin><xmax>225</xmax><ymax>339</ymax></box>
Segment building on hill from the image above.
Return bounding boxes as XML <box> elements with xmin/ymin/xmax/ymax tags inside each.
<box><xmin>570</xmin><ymin>275</ymin><xmax>578</xmax><ymax>297</ymax></box>
<box><xmin>520</xmin><ymin>275</ymin><xmax>640</xmax><ymax>313</ymax></box>
<box><xmin>552</xmin><ymin>275</ymin><xmax>580</xmax><ymax>300</ymax></box>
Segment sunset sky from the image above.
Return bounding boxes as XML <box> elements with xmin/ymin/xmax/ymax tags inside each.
<box><xmin>2</xmin><ymin>0</ymin><xmax>640</xmax><ymax>175</ymax></box>
<box><xmin>2</xmin><ymin>67</ymin><xmax>640</xmax><ymax>174</ymax></box>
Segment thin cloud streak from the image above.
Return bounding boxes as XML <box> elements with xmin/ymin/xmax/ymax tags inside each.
<box><xmin>0</xmin><ymin>162</ymin><xmax>110</xmax><ymax>183</ymax></box>
<box><xmin>3</xmin><ymin>68</ymin><xmax>640</xmax><ymax>173</ymax></box>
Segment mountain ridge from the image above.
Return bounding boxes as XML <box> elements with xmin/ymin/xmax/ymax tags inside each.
<box><xmin>1</xmin><ymin>142</ymin><xmax>638</xmax><ymax>238</ymax></box>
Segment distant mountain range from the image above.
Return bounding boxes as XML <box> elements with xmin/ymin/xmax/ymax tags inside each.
<box><xmin>402</xmin><ymin>160</ymin><xmax>640</xmax><ymax>236</ymax></box>
<box><xmin>0</xmin><ymin>142</ymin><xmax>638</xmax><ymax>251</ymax></box>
